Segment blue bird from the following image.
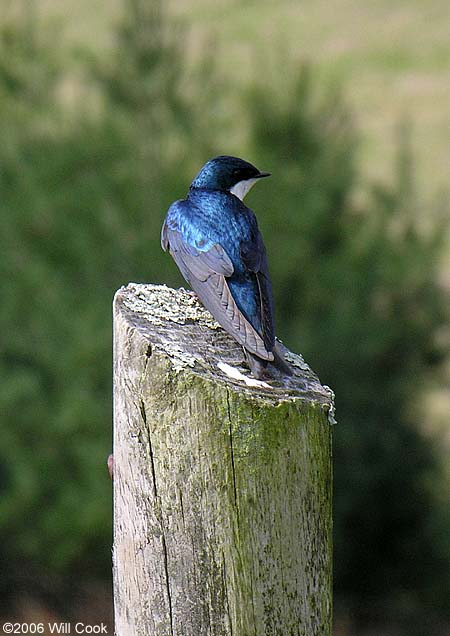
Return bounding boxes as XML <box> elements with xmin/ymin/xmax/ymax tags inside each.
<box><xmin>161</xmin><ymin>155</ymin><xmax>291</xmax><ymax>378</ymax></box>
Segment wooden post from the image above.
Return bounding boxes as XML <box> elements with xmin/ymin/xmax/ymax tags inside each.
<box><xmin>113</xmin><ymin>283</ymin><xmax>334</xmax><ymax>636</ymax></box>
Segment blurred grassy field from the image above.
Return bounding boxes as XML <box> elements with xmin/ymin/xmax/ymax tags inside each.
<box><xmin>38</xmin><ymin>0</ymin><xmax>450</xmax><ymax>199</ymax></box>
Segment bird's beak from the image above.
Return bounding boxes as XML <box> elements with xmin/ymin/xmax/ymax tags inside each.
<box><xmin>256</xmin><ymin>171</ymin><xmax>271</xmax><ymax>179</ymax></box>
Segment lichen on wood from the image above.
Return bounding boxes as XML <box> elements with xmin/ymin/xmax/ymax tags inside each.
<box><xmin>113</xmin><ymin>283</ymin><xmax>334</xmax><ymax>636</ymax></box>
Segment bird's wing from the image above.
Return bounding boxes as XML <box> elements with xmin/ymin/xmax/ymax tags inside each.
<box><xmin>162</xmin><ymin>222</ymin><xmax>273</xmax><ymax>361</ymax></box>
<box><xmin>240</xmin><ymin>226</ymin><xmax>275</xmax><ymax>352</ymax></box>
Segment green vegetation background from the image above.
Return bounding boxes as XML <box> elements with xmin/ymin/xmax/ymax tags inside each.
<box><xmin>0</xmin><ymin>2</ymin><xmax>449</xmax><ymax>634</ymax></box>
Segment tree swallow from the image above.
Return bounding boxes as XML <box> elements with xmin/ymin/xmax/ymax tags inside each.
<box><xmin>161</xmin><ymin>155</ymin><xmax>291</xmax><ymax>378</ymax></box>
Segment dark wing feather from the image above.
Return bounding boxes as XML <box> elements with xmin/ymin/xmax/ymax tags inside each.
<box><xmin>255</xmin><ymin>271</ymin><xmax>275</xmax><ymax>350</ymax></box>
<box><xmin>240</xmin><ymin>230</ymin><xmax>275</xmax><ymax>351</ymax></box>
<box><xmin>162</xmin><ymin>222</ymin><xmax>273</xmax><ymax>361</ymax></box>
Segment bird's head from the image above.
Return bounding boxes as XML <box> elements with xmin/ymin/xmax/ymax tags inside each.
<box><xmin>190</xmin><ymin>155</ymin><xmax>271</xmax><ymax>201</ymax></box>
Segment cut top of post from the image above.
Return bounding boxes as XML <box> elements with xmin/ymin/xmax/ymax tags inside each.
<box><xmin>114</xmin><ymin>283</ymin><xmax>335</xmax><ymax>415</ymax></box>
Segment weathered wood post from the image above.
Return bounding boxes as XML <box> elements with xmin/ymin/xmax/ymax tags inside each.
<box><xmin>113</xmin><ymin>283</ymin><xmax>334</xmax><ymax>636</ymax></box>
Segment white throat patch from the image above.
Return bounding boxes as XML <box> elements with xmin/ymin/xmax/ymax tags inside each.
<box><xmin>229</xmin><ymin>178</ymin><xmax>259</xmax><ymax>201</ymax></box>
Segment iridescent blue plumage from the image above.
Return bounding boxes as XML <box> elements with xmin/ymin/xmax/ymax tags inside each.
<box><xmin>161</xmin><ymin>155</ymin><xmax>290</xmax><ymax>377</ymax></box>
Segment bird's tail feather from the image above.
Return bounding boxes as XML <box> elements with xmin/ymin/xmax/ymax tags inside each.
<box><xmin>272</xmin><ymin>342</ymin><xmax>293</xmax><ymax>376</ymax></box>
<box><xmin>245</xmin><ymin>342</ymin><xmax>292</xmax><ymax>380</ymax></box>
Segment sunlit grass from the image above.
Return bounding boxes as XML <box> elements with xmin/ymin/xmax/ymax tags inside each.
<box><xmin>38</xmin><ymin>0</ymin><xmax>450</xmax><ymax>196</ymax></box>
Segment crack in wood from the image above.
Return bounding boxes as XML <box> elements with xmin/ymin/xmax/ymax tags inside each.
<box><xmin>225</xmin><ymin>389</ymin><xmax>239</xmax><ymax>513</ymax></box>
<box><xmin>139</xmin><ymin>400</ymin><xmax>158</xmax><ymax>500</ymax></box>
<box><xmin>179</xmin><ymin>487</ymin><xmax>185</xmax><ymax>529</ymax></box>
<box><xmin>161</xmin><ymin>532</ymin><xmax>175</xmax><ymax>636</ymax></box>
<box><xmin>139</xmin><ymin>398</ymin><xmax>174</xmax><ymax>634</ymax></box>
